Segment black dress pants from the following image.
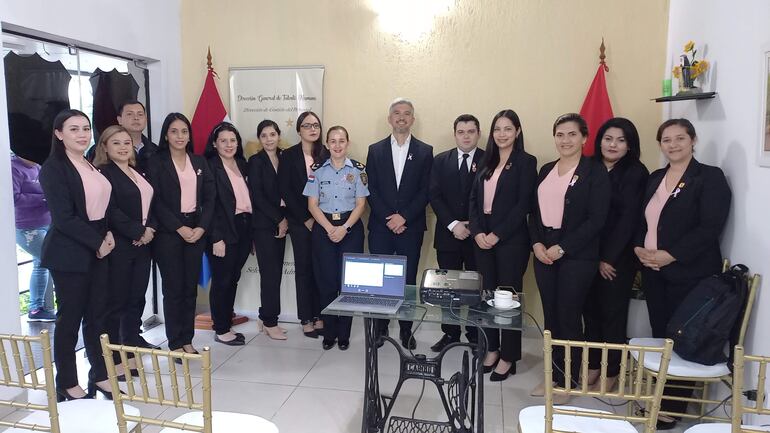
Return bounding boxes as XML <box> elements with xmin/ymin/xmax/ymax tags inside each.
<box><xmin>51</xmin><ymin>257</ymin><xmax>110</xmax><ymax>388</ymax></box>
<box><xmin>107</xmin><ymin>242</ymin><xmax>151</xmax><ymax>362</ymax></box>
<box><xmin>584</xmin><ymin>252</ymin><xmax>636</xmax><ymax>377</ymax></box>
<box><xmin>534</xmin><ymin>229</ymin><xmax>597</xmax><ymax>386</ymax></box>
<box><xmin>436</xmin><ymin>243</ymin><xmax>478</xmax><ymax>341</ymax></box>
<box><xmin>643</xmin><ymin>268</ymin><xmax>703</xmax><ymax>416</ymax></box>
<box><xmin>288</xmin><ymin>222</ymin><xmax>320</xmax><ymax>323</ymax></box>
<box><xmin>368</xmin><ymin>229</ymin><xmax>424</xmax><ymax>337</ymax></box>
<box><xmin>312</xmin><ymin>221</ymin><xmax>365</xmax><ymax>342</ymax></box>
<box><xmin>254</xmin><ymin>228</ymin><xmax>286</xmax><ymax>327</ymax></box>
<box><xmin>208</xmin><ymin>213</ymin><xmax>252</xmax><ymax>335</ymax></box>
<box><xmin>153</xmin><ymin>221</ymin><xmax>205</xmax><ymax>350</ymax></box>
<box><xmin>475</xmin><ymin>241</ymin><xmax>529</xmax><ymax>363</ymax></box>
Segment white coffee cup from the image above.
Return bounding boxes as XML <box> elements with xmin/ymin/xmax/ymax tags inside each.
<box><xmin>494</xmin><ymin>289</ymin><xmax>514</xmax><ymax>309</ymax></box>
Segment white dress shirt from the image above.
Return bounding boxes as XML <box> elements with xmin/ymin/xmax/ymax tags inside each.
<box><xmin>448</xmin><ymin>147</ymin><xmax>478</xmax><ymax>231</ymax></box>
<box><xmin>390</xmin><ymin>134</ymin><xmax>411</xmax><ymax>189</ymax></box>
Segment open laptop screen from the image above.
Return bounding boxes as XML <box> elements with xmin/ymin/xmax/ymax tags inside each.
<box><xmin>341</xmin><ymin>253</ymin><xmax>407</xmax><ymax>297</ymax></box>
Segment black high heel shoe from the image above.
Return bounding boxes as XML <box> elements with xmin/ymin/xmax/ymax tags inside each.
<box><xmin>56</xmin><ymin>387</ymin><xmax>90</xmax><ymax>403</ymax></box>
<box><xmin>88</xmin><ymin>381</ymin><xmax>125</xmax><ymax>400</ymax></box>
<box><xmin>482</xmin><ymin>355</ymin><xmax>500</xmax><ymax>374</ymax></box>
<box><xmin>116</xmin><ymin>368</ymin><xmax>139</xmax><ymax>382</ymax></box>
<box><xmin>490</xmin><ymin>362</ymin><xmax>516</xmax><ymax>382</ymax></box>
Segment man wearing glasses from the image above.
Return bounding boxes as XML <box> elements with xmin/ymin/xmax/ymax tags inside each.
<box><xmin>365</xmin><ymin>98</ymin><xmax>433</xmax><ymax>350</ymax></box>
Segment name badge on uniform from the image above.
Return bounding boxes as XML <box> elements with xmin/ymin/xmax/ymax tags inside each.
<box><xmin>346</xmin><ymin>173</ymin><xmax>355</xmax><ymax>183</ymax></box>
<box><xmin>320</xmin><ymin>181</ymin><xmax>331</xmax><ymax>185</ymax></box>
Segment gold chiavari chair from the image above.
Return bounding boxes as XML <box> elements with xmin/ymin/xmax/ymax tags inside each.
<box><xmin>629</xmin><ymin>262</ymin><xmax>761</xmax><ymax>422</ymax></box>
<box><xmin>100</xmin><ymin>334</ymin><xmax>279</xmax><ymax>433</ymax></box>
<box><xmin>684</xmin><ymin>345</ymin><xmax>770</xmax><ymax>433</ymax></box>
<box><xmin>518</xmin><ymin>330</ymin><xmax>674</xmax><ymax>433</ymax></box>
<box><xmin>0</xmin><ymin>330</ymin><xmax>139</xmax><ymax>433</ymax></box>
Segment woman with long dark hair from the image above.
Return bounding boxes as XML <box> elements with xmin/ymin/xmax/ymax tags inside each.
<box><xmin>583</xmin><ymin>118</ymin><xmax>649</xmax><ymax>390</ymax></box>
<box><xmin>249</xmin><ymin>120</ymin><xmax>289</xmax><ymax>340</ymax></box>
<box><xmin>468</xmin><ymin>109</ymin><xmax>537</xmax><ymax>381</ymax></box>
<box><xmin>277</xmin><ymin>111</ymin><xmax>328</xmax><ymax>338</ymax></box>
<box><xmin>634</xmin><ymin>119</ymin><xmax>731</xmax><ymax>429</ymax></box>
<box><xmin>204</xmin><ymin>122</ymin><xmax>252</xmax><ymax>346</ymax></box>
<box><xmin>93</xmin><ymin>125</ymin><xmax>156</xmax><ymax>373</ymax></box>
<box><xmin>146</xmin><ymin>113</ymin><xmax>215</xmax><ymax>357</ymax></box>
<box><xmin>529</xmin><ymin>113</ymin><xmax>610</xmax><ymax>403</ymax></box>
<box><xmin>40</xmin><ymin>109</ymin><xmax>116</xmax><ymax>400</ymax></box>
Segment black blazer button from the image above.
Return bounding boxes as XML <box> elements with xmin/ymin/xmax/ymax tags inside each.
<box><xmin>565</xmin><ymin>199</ymin><xmax>571</xmax><ymax>205</ymax></box>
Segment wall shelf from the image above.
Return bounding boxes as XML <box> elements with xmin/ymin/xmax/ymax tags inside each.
<box><xmin>652</xmin><ymin>92</ymin><xmax>717</xmax><ymax>103</ymax></box>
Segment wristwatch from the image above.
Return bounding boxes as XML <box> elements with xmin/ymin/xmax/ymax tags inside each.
<box><xmin>558</xmin><ymin>248</ymin><xmax>565</xmax><ymax>256</ymax></box>
<box><xmin>343</xmin><ymin>223</ymin><xmax>351</xmax><ymax>233</ymax></box>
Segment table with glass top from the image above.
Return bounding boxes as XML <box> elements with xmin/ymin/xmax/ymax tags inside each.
<box><xmin>323</xmin><ymin>285</ymin><xmax>523</xmax><ymax>433</ymax></box>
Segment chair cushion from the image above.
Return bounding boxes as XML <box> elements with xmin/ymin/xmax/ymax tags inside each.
<box><xmin>6</xmin><ymin>399</ymin><xmax>139</xmax><ymax>433</ymax></box>
<box><xmin>629</xmin><ymin>337</ymin><xmax>731</xmax><ymax>378</ymax></box>
<box><xmin>518</xmin><ymin>405</ymin><xmax>638</xmax><ymax>433</ymax></box>
<box><xmin>159</xmin><ymin>410</ymin><xmax>279</xmax><ymax>433</ymax></box>
<box><xmin>684</xmin><ymin>423</ymin><xmax>770</xmax><ymax>433</ymax></box>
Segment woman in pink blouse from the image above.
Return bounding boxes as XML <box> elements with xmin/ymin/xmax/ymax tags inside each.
<box><xmin>468</xmin><ymin>109</ymin><xmax>537</xmax><ymax>381</ymax></box>
<box><xmin>39</xmin><ymin>110</ymin><xmax>116</xmax><ymax>401</ymax></box>
<box><xmin>204</xmin><ymin>122</ymin><xmax>254</xmax><ymax>345</ymax></box>
<box><xmin>93</xmin><ymin>125</ymin><xmax>158</xmax><ymax>375</ymax></box>
<box><xmin>146</xmin><ymin>113</ymin><xmax>215</xmax><ymax>359</ymax></box>
<box><xmin>528</xmin><ymin>113</ymin><xmax>610</xmax><ymax>403</ymax></box>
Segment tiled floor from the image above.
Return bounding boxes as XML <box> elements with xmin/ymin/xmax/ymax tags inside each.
<box><xmin>0</xmin><ymin>320</ymin><xmax>692</xmax><ymax>432</ymax></box>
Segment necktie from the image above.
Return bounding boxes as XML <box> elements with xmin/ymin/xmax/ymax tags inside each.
<box><xmin>460</xmin><ymin>153</ymin><xmax>471</xmax><ymax>191</ymax></box>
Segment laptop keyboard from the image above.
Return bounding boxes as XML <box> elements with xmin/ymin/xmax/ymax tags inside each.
<box><xmin>338</xmin><ymin>296</ymin><xmax>399</xmax><ymax>307</ymax></box>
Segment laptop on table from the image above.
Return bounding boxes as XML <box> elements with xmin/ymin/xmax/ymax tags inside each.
<box><xmin>326</xmin><ymin>253</ymin><xmax>407</xmax><ymax>315</ymax></box>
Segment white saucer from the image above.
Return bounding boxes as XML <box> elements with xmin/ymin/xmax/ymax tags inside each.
<box><xmin>487</xmin><ymin>299</ymin><xmax>520</xmax><ymax>310</ymax></box>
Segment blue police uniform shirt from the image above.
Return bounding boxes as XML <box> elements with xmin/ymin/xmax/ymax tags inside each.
<box><xmin>303</xmin><ymin>158</ymin><xmax>370</xmax><ymax>213</ymax></box>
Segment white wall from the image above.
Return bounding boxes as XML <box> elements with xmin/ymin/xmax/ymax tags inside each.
<box><xmin>0</xmin><ymin>0</ymin><xmax>183</xmax><ymax>333</ymax></box>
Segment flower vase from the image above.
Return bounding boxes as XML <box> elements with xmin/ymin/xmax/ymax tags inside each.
<box><xmin>677</xmin><ymin>66</ymin><xmax>700</xmax><ymax>95</ymax></box>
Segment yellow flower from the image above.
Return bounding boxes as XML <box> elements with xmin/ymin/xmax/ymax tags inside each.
<box><xmin>672</xmin><ymin>66</ymin><xmax>682</xmax><ymax>78</ymax></box>
<box><xmin>691</xmin><ymin>60</ymin><xmax>709</xmax><ymax>79</ymax></box>
<box><xmin>684</xmin><ymin>40</ymin><xmax>695</xmax><ymax>52</ymax></box>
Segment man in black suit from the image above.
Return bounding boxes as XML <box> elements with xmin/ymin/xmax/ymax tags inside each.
<box><xmin>366</xmin><ymin>98</ymin><xmax>433</xmax><ymax>350</ymax></box>
<box><xmin>429</xmin><ymin>114</ymin><xmax>485</xmax><ymax>352</ymax></box>
<box><xmin>117</xmin><ymin>100</ymin><xmax>157</xmax><ymax>173</ymax></box>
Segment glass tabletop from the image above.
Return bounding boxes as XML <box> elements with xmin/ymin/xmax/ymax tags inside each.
<box><xmin>322</xmin><ymin>285</ymin><xmax>523</xmax><ymax>331</ymax></box>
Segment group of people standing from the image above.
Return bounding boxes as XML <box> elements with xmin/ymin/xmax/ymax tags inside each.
<box><xmin>36</xmin><ymin>96</ymin><xmax>730</xmax><ymax>428</ymax></box>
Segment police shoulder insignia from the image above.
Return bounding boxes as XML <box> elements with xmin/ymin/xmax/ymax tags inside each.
<box><xmin>352</xmin><ymin>159</ymin><xmax>366</xmax><ymax>171</ymax></box>
<box><xmin>360</xmin><ymin>172</ymin><xmax>368</xmax><ymax>186</ymax></box>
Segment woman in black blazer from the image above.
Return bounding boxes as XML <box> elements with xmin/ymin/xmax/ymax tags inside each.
<box><xmin>582</xmin><ymin>118</ymin><xmax>649</xmax><ymax>389</ymax></box>
<box><xmin>204</xmin><ymin>122</ymin><xmax>252</xmax><ymax>346</ymax></box>
<box><xmin>40</xmin><ymin>109</ymin><xmax>116</xmax><ymax>401</ymax></box>
<box><xmin>469</xmin><ymin>109</ymin><xmax>537</xmax><ymax>381</ymax></box>
<box><xmin>634</xmin><ymin>119</ymin><xmax>731</xmax><ymax>427</ymax></box>
<box><xmin>277</xmin><ymin>111</ymin><xmax>329</xmax><ymax>338</ymax></box>
<box><xmin>146</xmin><ymin>113</ymin><xmax>215</xmax><ymax>356</ymax></box>
<box><xmin>93</xmin><ymin>125</ymin><xmax>157</xmax><ymax>371</ymax></box>
<box><xmin>529</xmin><ymin>113</ymin><xmax>610</xmax><ymax>401</ymax></box>
<box><xmin>249</xmin><ymin>120</ymin><xmax>289</xmax><ymax>340</ymax></box>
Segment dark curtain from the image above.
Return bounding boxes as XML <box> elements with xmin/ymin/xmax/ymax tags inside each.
<box><xmin>90</xmin><ymin>68</ymin><xmax>139</xmax><ymax>142</ymax></box>
<box><xmin>3</xmin><ymin>52</ymin><xmax>71</xmax><ymax>164</ymax></box>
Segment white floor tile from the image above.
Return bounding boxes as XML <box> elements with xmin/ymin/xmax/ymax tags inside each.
<box><xmin>271</xmin><ymin>387</ymin><xmax>363</xmax><ymax>433</ymax></box>
<box><xmin>212</xmin><ymin>345</ymin><xmax>322</xmax><ymax>386</ymax></box>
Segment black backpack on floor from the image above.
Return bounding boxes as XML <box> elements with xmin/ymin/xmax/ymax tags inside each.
<box><xmin>665</xmin><ymin>264</ymin><xmax>749</xmax><ymax>365</ymax></box>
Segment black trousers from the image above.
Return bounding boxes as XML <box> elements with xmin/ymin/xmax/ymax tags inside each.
<box><xmin>312</xmin><ymin>221</ymin><xmax>365</xmax><ymax>342</ymax></box>
<box><xmin>107</xmin><ymin>242</ymin><xmax>151</xmax><ymax>363</ymax></box>
<box><xmin>436</xmin><ymin>244</ymin><xmax>478</xmax><ymax>341</ymax></box>
<box><xmin>288</xmin><ymin>222</ymin><xmax>320</xmax><ymax>323</ymax></box>
<box><xmin>644</xmin><ymin>268</ymin><xmax>702</xmax><ymax>415</ymax></box>
<box><xmin>254</xmin><ymin>228</ymin><xmax>286</xmax><ymax>327</ymax></box>
<box><xmin>475</xmin><ymin>241</ymin><xmax>529</xmax><ymax>363</ymax></box>
<box><xmin>368</xmin><ymin>229</ymin><xmax>424</xmax><ymax>336</ymax></box>
<box><xmin>153</xmin><ymin>217</ymin><xmax>205</xmax><ymax>350</ymax></box>
<box><xmin>584</xmin><ymin>252</ymin><xmax>636</xmax><ymax>377</ymax></box>
<box><xmin>51</xmin><ymin>257</ymin><xmax>110</xmax><ymax>388</ymax></box>
<box><xmin>208</xmin><ymin>213</ymin><xmax>252</xmax><ymax>335</ymax></box>
<box><xmin>534</xmin><ymin>229</ymin><xmax>597</xmax><ymax>386</ymax></box>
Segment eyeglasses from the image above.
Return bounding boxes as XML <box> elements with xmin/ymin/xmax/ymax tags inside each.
<box><xmin>300</xmin><ymin>123</ymin><xmax>321</xmax><ymax>130</ymax></box>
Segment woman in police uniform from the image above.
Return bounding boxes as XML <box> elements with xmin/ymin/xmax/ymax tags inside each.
<box><xmin>303</xmin><ymin>126</ymin><xmax>369</xmax><ymax>350</ymax></box>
